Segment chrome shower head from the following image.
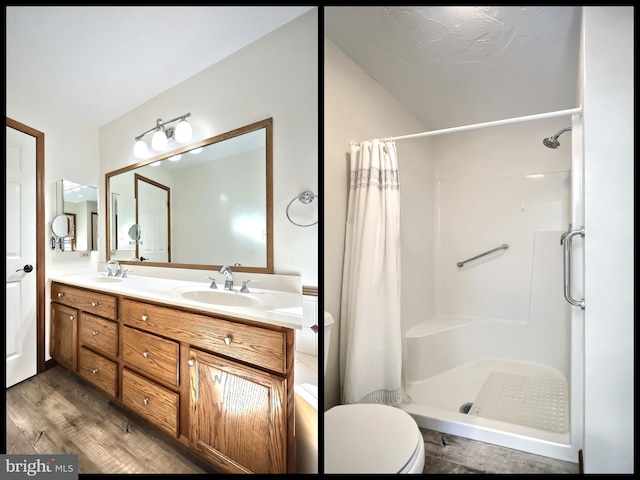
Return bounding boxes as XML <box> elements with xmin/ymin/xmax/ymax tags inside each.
<box><xmin>543</xmin><ymin>127</ymin><xmax>572</xmax><ymax>149</ymax></box>
<box><xmin>543</xmin><ymin>137</ymin><xmax>560</xmax><ymax>149</ymax></box>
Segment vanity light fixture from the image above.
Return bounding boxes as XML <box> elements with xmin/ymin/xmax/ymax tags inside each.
<box><xmin>133</xmin><ymin>112</ymin><xmax>192</xmax><ymax>159</ymax></box>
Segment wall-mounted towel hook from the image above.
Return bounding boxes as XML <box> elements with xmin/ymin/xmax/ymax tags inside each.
<box><xmin>286</xmin><ymin>190</ymin><xmax>318</xmax><ymax>227</ymax></box>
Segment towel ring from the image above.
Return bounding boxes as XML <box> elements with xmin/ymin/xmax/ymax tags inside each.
<box><xmin>286</xmin><ymin>191</ymin><xmax>318</xmax><ymax>227</ymax></box>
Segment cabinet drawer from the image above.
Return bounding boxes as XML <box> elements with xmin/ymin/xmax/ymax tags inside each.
<box><xmin>121</xmin><ymin>298</ymin><xmax>288</xmax><ymax>374</ymax></box>
<box><xmin>122</xmin><ymin>326</ymin><xmax>179</xmax><ymax>387</ymax></box>
<box><xmin>52</xmin><ymin>282</ymin><xmax>117</xmax><ymax>320</ymax></box>
<box><xmin>79</xmin><ymin>313</ymin><xmax>117</xmax><ymax>357</ymax></box>
<box><xmin>122</xmin><ymin>368</ymin><xmax>179</xmax><ymax>438</ymax></box>
<box><xmin>78</xmin><ymin>347</ymin><xmax>117</xmax><ymax>397</ymax></box>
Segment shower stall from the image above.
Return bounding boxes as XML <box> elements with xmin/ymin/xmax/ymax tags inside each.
<box><xmin>399</xmin><ymin>110</ymin><xmax>584</xmax><ymax>463</ymax></box>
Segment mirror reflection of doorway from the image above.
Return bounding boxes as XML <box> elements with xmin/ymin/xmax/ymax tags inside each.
<box><xmin>91</xmin><ymin>212</ymin><xmax>98</xmax><ymax>251</ymax></box>
<box><xmin>135</xmin><ymin>174</ymin><xmax>170</xmax><ymax>262</ymax></box>
<box><xmin>63</xmin><ymin>212</ymin><xmax>76</xmax><ymax>251</ymax></box>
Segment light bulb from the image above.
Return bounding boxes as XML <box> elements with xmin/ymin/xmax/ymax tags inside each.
<box><xmin>151</xmin><ymin>129</ymin><xmax>168</xmax><ymax>151</ymax></box>
<box><xmin>174</xmin><ymin>119</ymin><xmax>193</xmax><ymax>143</ymax></box>
<box><xmin>133</xmin><ymin>139</ymin><xmax>148</xmax><ymax>158</ymax></box>
<box><xmin>189</xmin><ymin>147</ymin><xmax>203</xmax><ymax>154</ymax></box>
<box><xmin>169</xmin><ymin>154</ymin><xmax>182</xmax><ymax>161</ymax></box>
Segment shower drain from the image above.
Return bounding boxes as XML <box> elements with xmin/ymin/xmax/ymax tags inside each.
<box><xmin>459</xmin><ymin>402</ymin><xmax>473</xmax><ymax>414</ymax></box>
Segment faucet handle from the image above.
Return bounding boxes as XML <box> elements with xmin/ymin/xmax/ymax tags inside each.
<box><xmin>122</xmin><ymin>269</ymin><xmax>130</xmax><ymax>279</ymax></box>
<box><xmin>241</xmin><ymin>280</ymin><xmax>258</xmax><ymax>293</ymax></box>
<box><xmin>208</xmin><ymin>276</ymin><xmax>218</xmax><ymax>289</ymax></box>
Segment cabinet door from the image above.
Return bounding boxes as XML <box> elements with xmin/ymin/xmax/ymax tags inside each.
<box><xmin>188</xmin><ymin>348</ymin><xmax>288</xmax><ymax>474</ymax></box>
<box><xmin>50</xmin><ymin>303</ymin><xmax>78</xmax><ymax>372</ymax></box>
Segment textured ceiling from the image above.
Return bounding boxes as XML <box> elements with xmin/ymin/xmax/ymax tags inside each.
<box><xmin>324</xmin><ymin>6</ymin><xmax>582</xmax><ymax>131</ymax></box>
<box><xmin>6</xmin><ymin>6</ymin><xmax>313</xmax><ymax>127</ymax></box>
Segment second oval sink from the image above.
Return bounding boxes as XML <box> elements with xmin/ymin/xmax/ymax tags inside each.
<box><xmin>179</xmin><ymin>289</ymin><xmax>259</xmax><ymax>307</ymax></box>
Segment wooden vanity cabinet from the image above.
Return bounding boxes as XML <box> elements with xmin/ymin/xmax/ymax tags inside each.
<box><xmin>50</xmin><ymin>283</ymin><xmax>295</xmax><ymax>474</ymax></box>
<box><xmin>120</xmin><ymin>297</ymin><xmax>295</xmax><ymax>474</ymax></box>
<box><xmin>50</xmin><ymin>302</ymin><xmax>78</xmax><ymax>372</ymax></box>
<box><xmin>50</xmin><ymin>282</ymin><xmax>119</xmax><ymax>397</ymax></box>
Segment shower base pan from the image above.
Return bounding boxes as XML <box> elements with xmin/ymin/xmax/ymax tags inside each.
<box><xmin>401</xmin><ymin>358</ymin><xmax>578</xmax><ymax>462</ymax></box>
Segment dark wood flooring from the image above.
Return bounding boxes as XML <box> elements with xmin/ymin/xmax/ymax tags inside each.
<box><xmin>419</xmin><ymin>428</ymin><xmax>580</xmax><ymax>474</ymax></box>
<box><xmin>6</xmin><ymin>366</ymin><xmax>581</xmax><ymax>474</ymax></box>
<box><xmin>6</xmin><ymin>366</ymin><xmax>208</xmax><ymax>474</ymax></box>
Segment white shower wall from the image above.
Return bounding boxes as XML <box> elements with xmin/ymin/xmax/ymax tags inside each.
<box><xmin>430</xmin><ymin>118</ymin><xmax>573</xmax><ymax>323</ymax></box>
<box><xmin>436</xmin><ymin>171</ymin><xmax>570</xmax><ymax>321</ymax></box>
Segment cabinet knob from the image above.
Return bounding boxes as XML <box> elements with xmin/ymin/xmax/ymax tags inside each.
<box><xmin>92</xmin><ymin>331</ymin><xmax>98</xmax><ymax>336</ymax></box>
<box><xmin>91</xmin><ymin>301</ymin><xmax>98</xmax><ymax>307</ymax></box>
<box><xmin>141</xmin><ymin>315</ymin><xmax>148</xmax><ymax>322</ymax></box>
<box><xmin>142</xmin><ymin>397</ymin><xmax>149</xmax><ymax>406</ymax></box>
<box><xmin>142</xmin><ymin>351</ymin><xmax>149</xmax><ymax>358</ymax></box>
<box><xmin>224</xmin><ymin>337</ymin><xmax>232</xmax><ymax>346</ymax></box>
<box><xmin>69</xmin><ymin>315</ymin><xmax>75</xmax><ymax>321</ymax></box>
<box><xmin>57</xmin><ymin>292</ymin><xmax>64</xmax><ymax>297</ymax></box>
<box><xmin>188</xmin><ymin>359</ymin><xmax>195</xmax><ymax>367</ymax></box>
<box><xmin>91</xmin><ymin>368</ymin><xmax>98</xmax><ymax>375</ymax></box>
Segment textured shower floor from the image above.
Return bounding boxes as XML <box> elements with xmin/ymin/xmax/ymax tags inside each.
<box><xmin>402</xmin><ymin>358</ymin><xmax>573</xmax><ymax>458</ymax></box>
<box><xmin>469</xmin><ymin>371</ymin><xmax>568</xmax><ymax>433</ymax></box>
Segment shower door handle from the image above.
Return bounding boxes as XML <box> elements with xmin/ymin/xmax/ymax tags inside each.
<box><xmin>562</xmin><ymin>227</ymin><xmax>585</xmax><ymax>309</ymax></box>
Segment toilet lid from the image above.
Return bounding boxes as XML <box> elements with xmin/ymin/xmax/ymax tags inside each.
<box><xmin>324</xmin><ymin>404</ymin><xmax>422</xmax><ymax>474</ymax></box>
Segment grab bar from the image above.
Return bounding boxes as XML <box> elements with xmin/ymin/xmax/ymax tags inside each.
<box><xmin>457</xmin><ymin>243</ymin><xmax>509</xmax><ymax>268</ymax></box>
<box><xmin>562</xmin><ymin>227</ymin><xmax>585</xmax><ymax>309</ymax></box>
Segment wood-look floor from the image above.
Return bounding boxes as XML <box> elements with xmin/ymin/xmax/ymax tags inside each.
<box><xmin>419</xmin><ymin>428</ymin><xmax>580</xmax><ymax>474</ymax></box>
<box><xmin>6</xmin><ymin>366</ymin><xmax>209</xmax><ymax>474</ymax></box>
<box><xmin>6</xmin><ymin>366</ymin><xmax>580</xmax><ymax>474</ymax></box>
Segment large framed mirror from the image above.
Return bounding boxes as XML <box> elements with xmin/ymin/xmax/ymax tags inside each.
<box><xmin>54</xmin><ymin>179</ymin><xmax>99</xmax><ymax>252</ymax></box>
<box><xmin>106</xmin><ymin>117</ymin><xmax>273</xmax><ymax>273</ymax></box>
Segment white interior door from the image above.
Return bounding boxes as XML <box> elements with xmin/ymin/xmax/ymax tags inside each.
<box><xmin>6</xmin><ymin>125</ymin><xmax>37</xmax><ymax>388</ymax></box>
<box><xmin>137</xmin><ymin>177</ymin><xmax>170</xmax><ymax>262</ymax></box>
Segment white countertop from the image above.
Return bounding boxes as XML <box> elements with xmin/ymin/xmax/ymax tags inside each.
<box><xmin>49</xmin><ymin>272</ymin><xmax>304</xmax><ymax>330</ymax></box>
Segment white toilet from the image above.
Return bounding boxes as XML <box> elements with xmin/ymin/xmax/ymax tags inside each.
<box><xmin>323</xmin><ymin>312</ymin><xmax>425</xmax><ymax>474</ymax></box>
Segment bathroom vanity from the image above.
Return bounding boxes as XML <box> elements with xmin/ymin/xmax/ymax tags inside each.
<box><xmin>49</xmin><ymin>273</ymin><xmax>302</xmax><ymax>474</ymax></box>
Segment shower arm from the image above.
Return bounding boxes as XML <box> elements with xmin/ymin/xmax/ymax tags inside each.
<box><xmin>552</xmin><ymin>127</ymin><xmax>572</xmax><ymax>141</ymax></box>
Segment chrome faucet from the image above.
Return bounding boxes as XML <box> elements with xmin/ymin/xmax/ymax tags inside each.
<box><xmin>106</xmin><ymin>259</ymin><xmax>123</xmax><ymax>277</ymax></box>
<box><xmin>219</xmin><ymin>265</ymin><xmax>233</xmax><ymax>290</ymax></box>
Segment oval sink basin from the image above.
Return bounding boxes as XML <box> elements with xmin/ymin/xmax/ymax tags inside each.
<box><xmin>180</xmin><ymin>289</ymin><xmax>259</xmax><ymax>307</ymax></box>
<box><xmin>87</xmin><ymin>276</ymin><xmax>123</xmax><ymax>284</ymax></box>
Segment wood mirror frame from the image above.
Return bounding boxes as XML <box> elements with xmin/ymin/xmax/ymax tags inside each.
<box><xmin>105</xmin><ymin>117</ymin><xmax>273</xmax><ymax>274</ymax></box>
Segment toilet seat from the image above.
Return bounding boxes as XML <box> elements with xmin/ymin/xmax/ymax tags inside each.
<box><xmin>324</xmin><ymin>404</ymin><xmax>425</xmax><ymax>474</ymax></box>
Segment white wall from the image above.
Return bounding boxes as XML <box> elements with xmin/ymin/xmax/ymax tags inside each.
<box><xmin>582</xmin><ymin>7</ymin><xmax>634</xmax><ymax>474</ymax></box>
<box><xmin>7</xmin><ymin>82</ymin><xmax>101</xmax><ymax>270</ymax></box>
<box><xmin>99</xmin><ymin>9</ymin><xmax>318</xmax><ymax>287</ymax></box>
<box><xmin>324</xmin><ymin>36</ymin><xmax>435</xmax><ymax>409</ymax></box>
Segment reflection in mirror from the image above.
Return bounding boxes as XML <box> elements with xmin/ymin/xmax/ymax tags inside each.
<box><xmin>128</xmin><ymin>223</ymin><xmax>142</xmax><ymax>242</ymax></box>
<box><xmin>56</xmin><ymin>179</ymin><xmax>99</xmax><ymax>252</ymax></box>
<box><xmin>51</xmin><ymin>213</ymin><xmax>73</xmax><ymax>237</ymax></box>
<box><xmin>106</xmin><ymin>118</ymin><xmax>273</xmax><ymax>273</ymax></box>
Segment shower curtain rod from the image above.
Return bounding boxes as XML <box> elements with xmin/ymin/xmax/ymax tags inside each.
<box><xmin>387</xmin><ymin>106</ymin><xmax>582</xmax><ymax>142</ymax></box>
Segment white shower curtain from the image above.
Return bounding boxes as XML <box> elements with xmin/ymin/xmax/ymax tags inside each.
<box><xmin>340</xmin><ymin>139</ymin><xmax>402</xmax><ymax>406</ymax></box>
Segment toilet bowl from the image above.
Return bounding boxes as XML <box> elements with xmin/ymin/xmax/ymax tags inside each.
<box><xmin>323</xmin><ymin>312</ymin><xmax>425</xmax><ymax>474</ymax></box>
